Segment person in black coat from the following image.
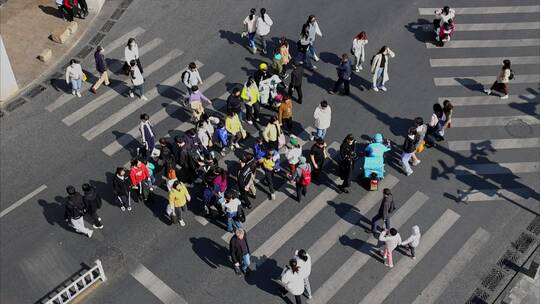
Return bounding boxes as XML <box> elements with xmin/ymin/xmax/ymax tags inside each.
<box><xmin>229</xmin><ymin>229</ymin><xmax>251</xmax><ymax>275</ymax></box>
<box><xmin>90</xmin><ymin>46</ymin><xmax>110</xmax><ymax>93</ymax></box>
<box><xmin>64</xmin><ymin>185</ymin><xmax>93</xmax><ymax>237</ymax></box>
<box><xmin>288</xmin><ymin>62</ymin><xmax>304</xmax><ymax>104</ymax></box>
<box><xmin>370</xmin><ymin>188</ymin><xmax>396</xmax><ymax>233</ymax></box>
<box><xmin>329</xmin><ymin>54</ymin><xmax>352</xmax><ymax>95</ymax></box>
<box><xmin>112</xmin><ymin>167</ymin><xmax>132</xmax><ymax>211</ymax></box>
<box><xmin>226</xmin><ymin>88</ymin><xmax>243</xmax><ymax>119</ymax></box>
<box><xmin>401</xmin><ymin>127</ymin><xmax>419</xmax><ymax>176</ymax></box>
<box><xmin>338</xmin><ymin>134</ymin><xmax>357</xmax><ymax>193</ymax></box>
<box><xmin>82</xmin><ymin>183</ymin><xmax>103</xmax><ymax>229</ymax></box>
<box><xmin>236</xmin><ymin>155</ymin><xmax>253</xmax><ymax>209</ymax></box>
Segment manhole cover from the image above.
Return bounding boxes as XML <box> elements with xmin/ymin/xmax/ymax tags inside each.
<box><xmin>90</xmin><ymin>245</ymin><xmax>125</xmax><ymax>266</ymax></box>
<box><xmin>505</xmin><ymin>119</ymin><xmax>533</xmax><ymax>138</ymax></box>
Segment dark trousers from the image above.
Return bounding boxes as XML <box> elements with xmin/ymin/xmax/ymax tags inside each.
<box><xmin>400</xmin><ymin>244</ymin><xmax>416</xmax><ymax>257</ymax></box>
<box><xmin>174</xmin><ymin>206</ymin><xmax>185</xmax><ymax>221</ymax></box>
<box><xmin>88</xmin><ymin>210</ymin><xmax>102</xmax><ymax>227</ymax></box>
<box><xmin>281</xmin><ymin>288</ymin><xmax>302</xmax><ymax>304</ymax></box>
<box><xmin>288</xmin><ymin>85</ymin><xmax>303</xmax><ymax>104</ymax></box>
<box><xmin>116</xmin><ymin>192</ymin><xmax>131</xmax><ymax>208</ymax></box>
<box><xmin>263</xmin><ymin>169</ymin><xmax>274</xmax><ymax>194</ymax></box>
<box><xmin>65</xmin><ymin>6</ymin><xmax>76</xmax><ymax>21</ymax></box>
<box><xmin>340</xmin><ymin>165</ymin><xmax>353</xmax><ymax>188</ymax></box>
<box><xmin>311</xmin><ymin>161</ymin><xmax>323</xmax><ymax>181</ymax></box>
<box><xmin>371</xmin><ymin>213</ymin><xmax>389</xmax><ymax>231</ymax></box>
<box><xmin>296</xmin><ymin>182</ymin><xmax>307</xmax><ymax>202</ymax></box>
<box><xmin>281</xmin><ymin>118</ymin><xmax>293</xmax><ymax>134</ymax></box>
<box><xmin>245</xmin><ymin>103</ymin><xmax>260</xmax><ymax>122</ymax></box>
<box><xmin>332</xmin><ymin>77</ymin><xmax>350</xmax><ymax>95</ymax></box>
<box><xmin>78</xmin><ymin>0</ymin><xmax>88</xmax><ymax>15</ymax></box>
<box><xmin>239</xmin><ymin>188</ymin><xmax>252</xmax><ymax>208</ymax></box>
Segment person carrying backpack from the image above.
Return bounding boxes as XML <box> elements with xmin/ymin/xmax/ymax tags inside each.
<box><xmin>82</xmin><ymin>183</ymin><xmax>103</xmax><ymax>229</ymax></box>
<box><xmin>292</xmin><ymin>156</ymin><xmax>311</xmax><ymax>202</ymax></box>
<box><xmin>182</xmin><ymin>62</ymin><xmax>203</xmax><ymax>104</ymax></box>
<box><xmin>64</xmin><ymin>186</ymin><xmax>93</xmax><ymax>238</ymax></box>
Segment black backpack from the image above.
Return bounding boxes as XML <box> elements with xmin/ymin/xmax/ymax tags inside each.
<box><xmin>181</xmin><ymin>70</ymin><xmax>190</xmax><ymax>84</ymax></box>
<box><xmin>509</xmin><ymin>69</ymin><xmax>515</xmax><ymax>80</ymax></box>
<box><xmin>236</xmin><ymin>205</ymin><xmax>246</xmax><ymax>223</ymax></box>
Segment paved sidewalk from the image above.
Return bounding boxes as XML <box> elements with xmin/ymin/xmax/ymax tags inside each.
<box><xmin>0</xmin><ymin>0</ymin><xmax>102</xmax><ymax>102</ymax></box>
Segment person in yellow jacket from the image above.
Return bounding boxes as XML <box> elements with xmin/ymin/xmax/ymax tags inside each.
<box><xmin>225</xmin><ymin>111</ymin><xmax>245</xmax><ymax>149</ymax></box>
<box><xmin>241</xmin><ymin>76</ymin><xmax>260</xmax><ymax>124</ymax></box>
<box><xmin>263</xmin><ymin>116</ymin><xmax>282</xmax><ymax>150</ymax></box>
<box><xmin>168</xmin><ymin>180</ymin><xmax>191</xmax><ymax>227</ymax></box>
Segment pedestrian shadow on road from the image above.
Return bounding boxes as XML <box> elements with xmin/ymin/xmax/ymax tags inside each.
<box><xmin>351</xmin><ymin>71</ymin><xmax>372</xmax><ymax>91</ymax></box>
<box><xmin>454</xmin><ymin>78</ymin><xmax>485</xmax><ymax>92</ymax></box>
<box><xmin>319</xmin><ymin>51</ymin><xmax>340</xmax><ymax>66</ymax></box>
<box><xmin>106</xmin><ymin>58</ymin><xmax>127</xmax><ymax>76</ymax></box>
<box><xmin>327</xmin><ymin>201</ymin><xmax>371</xmax><ymax>231</ymax></box>
<box><xmin>219</xmin><ymin>30</ymin><xmax>252</xmax><ymax>53</ymax></box>
<box><xmin>246</xmin><ymin>257</ymin><xmax>285</xmax><ymax>298</ymax></box>
<box><xmin>38</xmin><ymin>197</ymin><xmax>71</xmax><ymax>231</ymax></box>
<box><xmin>339</xmin><ymin>235</ymin><xmax>384</xmax><ymax>263</ymax></box>
<box><xmin>510</xmin><ymin>87</ymin><xmax>540</xmax><ymax>118</ymax></box>
<box><xmin>189</xmin><ymin>237</ymin><xmax>231</xmax><ymax>269</ymax></box>
<box><xmin>405</xmin><ymin>19</ymin><xmax>434</xmax><ymax>44</ymax></box>
<box><xmin>157</xmin><ymin>84</ymin><xmax>184</xmax><ymax>103</ymax></box>
<box><xmin>38</xmin><ymin>5</ymin><xmax>63</xmax><ymax>19</ymax></box>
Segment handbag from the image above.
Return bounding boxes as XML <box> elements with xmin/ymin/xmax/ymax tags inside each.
<box><xmin>122</xmin><ymin>62</ymin><xmax>131</xmax><ymax>75</ymax></box>
<box><xmin>276</xmin><ymin>124</ymin><xmax>286</xmax><ymax>149</ymax></box>
<box><xmin>81</xmin><ymin>72</ymin><xmax>87</xmax><ymax>82</ymax></box>
<box><xmin>416</xmin><ymin>140</ymin><xmax>426</xmax><ymax>153</ymax></box>
<box><xmin>235</xmin><ymin>206</ymin><xmax>246</xmax><ymax>223</ymax></box>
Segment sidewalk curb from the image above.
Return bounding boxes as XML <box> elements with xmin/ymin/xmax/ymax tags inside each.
<box><xmin>0</xmin><ymin>0</ymin><xmax>135</xmax><ymax>116</ymax></box>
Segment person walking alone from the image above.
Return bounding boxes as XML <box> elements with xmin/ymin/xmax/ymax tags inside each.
<box><xmin>242</xmin><ymin>8</ymin><xmax>258</xmax><ymax>54</ymax></box>
<box><xmin>90</xmin><ymin>46</ymin><xmax>110</xmax><ymax>94</ymax></box>
<box><xmin>292</xmin><ymin>156</ymin><xmax>311</xmax><ymax>202</ymax></box>
<box><xmin>311</xmin><ymin>100</ymin><xmax>331</xmax><ymax>140</ymax></box>
<box><xmin>298</xmin><ymin>24</ymin><xmax>316</xmax><ymax>70</ymax></box>
<box><xmin>484</xmin><ymin>59</ymin><xmax>512</xmax><ymax>99</ymax></box>
<box><xmin>371</xmin><ymin>46</ymin><xmax>396</xmax><ymax>92</ymax></box>
<box><xmin>305</xmin><ymin>14</ymin><xmax>323</xmax><ymax>63</ymax></box>
<box><xmin>278</xmin><ymin>95</ymin><xmax>294</xmax><ymax>134</ymax></box>
<box><xmin>338</xmin><ymin>134</ymin><xmax>357</xmax><ymax>193</ymax></box>
<box><xmin>128</xmin><ymin>60</ymin><xmax>147</xmax><ymax>100</ymax></box>
<box><xmin>280</xmin><ymin>259</ymin><xmax>305</xmax><ymax>304</ymax></box>
<box><xmin>288</xmin><ymin>62</ymin><xmax>304</xmax><ymax>104</ymax></box>
<box><xmin>82</xmin><ymin>183</ymin><xmax>103</xmax><ymax>229</ymax></box>
<box><xmin>65</xmin><ymin>59</ymin><xmax>83</xmax><ymax>97</ymax></box>
<box><xmin>309</xmin><ymin>138</ymin><xmax>328</xmax><ymax>182</ymax></box>
<box><xmin>370</xmin><ymin>188</ymin><xmax>395</xmax><ymax>232</ymax></box>
<box><xmin>229</xmin><ymin>228</ymin><xmax>252</xmax><ymax>275</ymax></box>
<box><xmin>329</xmin><ymin>54</ymin><xmax>352</xmax><ymax>95</ymax></box>
<box><xmin>379</xmin><ymin>227</ymin><xmax>402</xmax><ymax>268</ymax></box>
<box><xmin>295</xmin><ymin>249</ymin><xmax>312</xmax><ymax>300</ymax></box>
<box><xmin>64</xmin><ymin>186</ymin><xmax>93</xmax><ymax>238</ymax></box>
<box><xmin>168</xmin><ymin>180</ymin><xmax>191</xmax><ymax>227</ymax></box>
<box><xmin>138</xmin><ymin>113</ymin><xmax>155</xmax><ymax>159</ymax></box>
<box><xmin>351</xmin><ymin>31</ymin><xmax>368</xmax><ymax>71</ymax></box>
<box><xmin>255</xmin><ymin>8</ymin><xmax>273</xmax><ymax>55</ymax></box>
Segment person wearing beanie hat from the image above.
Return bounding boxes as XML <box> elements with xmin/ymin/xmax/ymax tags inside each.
<box><xmin>278</xmin><ymin>95</ymin><xmax>294</xmax><ymax>134</ymax></box>
<box><xmin>292</xmin><ymin>155</ymin><xmax>312</xmax><ymax>202</ymax></box>
<box><xmin>286</xmin><ymin>135</ymin><xmax>302</xmax><ymax>179</ymax></box>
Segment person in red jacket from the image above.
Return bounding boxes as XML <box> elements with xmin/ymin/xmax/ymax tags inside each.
<box><xmin>130</xmin><ymin>158</ymin><xmax>150</xmax><ymax>202</ymax></box>
<box><xmin>63</xmin><ymin>0</ymin><xmax>79</xmax><ymax>22</ymax></box>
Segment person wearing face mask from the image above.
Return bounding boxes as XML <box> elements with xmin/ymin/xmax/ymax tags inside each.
<box><xmin>124</xmin><ymin>38</ymin><xmax>143</xmax><ymax>74</ymax></box>
<box><xmin>305</xmin><ymin>14</ymin><xmax>323</xmax><ymax>63</ymax></box>
<box><xmin>65</xmin><ymin>59</ymin><xmax>83</xmax><ymax>97</ymax></box>
<box><xmin>90</xmin><ymin>46</ymin><xmax>110</xmax><ymax>94</ymax></box>
<box><xmin>401</xmin><ymin>127</ymin><xmax>419</xmax><ymax>176</ymax></box>
<box><xmin>370</xmin><ymin>46</ymin><xmax>396</xmax><ymax>92</ymax></box>
<box><xmin>242</xmin><ymin>8</ymin><xmax>258</xmax><ymax>54</ymax></box>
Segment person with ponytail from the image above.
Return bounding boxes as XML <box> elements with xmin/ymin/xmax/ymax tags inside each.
<box><xmin>280</xmin><ymin>259</ymin><xmax>305</xmax><ymax>304</ymax></box>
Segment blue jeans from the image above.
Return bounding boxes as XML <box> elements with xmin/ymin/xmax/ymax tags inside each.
<box><xmin>298</xmin><ymin>50</ymin><xmax>314</xmax><ymax>68</ymax></box>
<box><xmin>372</xmin><ymin>67</ymin><xmax>385</xmax><ymax>88</ymax></box>
<box><xmin>241</xmin><ymin>254</ymin><xmax>251</xmax><ymax>272</ymax></box>
<box><xmin>316</xmin><ymin>128</ymin><xmax>327</xmax><ymax>139</ymax></box>
<box><xmin>71</xmin><ymin>79</ymin><xmax>82</xmax><ymax>91</ymax></box>
<box><xmin>227</xmin><ymin>211</ymin><xmax>242</xmax><ymax>232</ymax></box>
<box><xmin>308</xmin><ymin>44</ymin><xmax>317</xmax><ymax>58</ymax></box>
<box><xmin>247</xmin><ymin>32</ymin><xmax>256</xmax><ymax>49</ymax></box>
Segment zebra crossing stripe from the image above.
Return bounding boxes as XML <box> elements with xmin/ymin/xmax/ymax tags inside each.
<box><xmin>81</xmin><ymin>50</ymin><xmax>186</xmax><ymax>140</ymax></box>
<box><xmin>448</xmin><ymin>138</ymin><xmax>540</xmax><ymax>151</ymax></box>
<box><xmin>455</xmin><ymin>162</ymin><xmax>540</xmax><ymax>176</ymax></box>
<box><xmin>46</xmin><ymin>37</ymin><xmax>163</xmax><ymax>112</ymax></box>
<box><xmin>439</xmin><ymin>95</ymin><xmax>540</xmax><ymax>106</ymax></box>
<box><xmin>457</xmin><ymin>188</ymin><xmax>536</xmax><ymax>202</ymax></box>
<box><xmin>434</xmin><ymin>74</ymin><xmax>540</xmax><ymax>86</ymax></box>
<box><xmin>308</xmin><ymin>175</ymin><xmax>400</xmax><ymax>264</ymax></box>
<box><xmin>310</xmin><ymin>191</ymin><xmax>429</xmax><ymax>304</ymax></box>
<box><xmin>130</xmin><ymin>263</ymin><xmax>188</xmax><ymax>304</ymax></box>
<box><xmin>418</xmin><ymin>6</ymin><xmax>540</xmax><ymax>15</ymax></box>
<box><xmin>426</xmin><ymin>38</ymin><xmax>540</xmax><ymax>48</ymax></box>
<box><xmin>103</xmin><ymin>27</ymin><xmax>146</xmax><ymax>55</ymax></box>
<box><xmin>358</xmin><ymin>209</ymin><xmax>460</xmax><ymax>304</ymax></box>
<box><xmin>451</xmin><ymin>115</ymin><xmax>540</xmax><ymax>127</ymax></box>
<box><xmin>62</xmin><ymin>51</ymin><xmax>186</xmax><ymax>126</ymax></box>
<box><xmin>430</xmin><ymin>56</ymin><xmax>540</xmax><ymax>67</ymax></box>
<box><xmin>411</xmin><ymin>227</ymin><xmax>490</xmax><ymax>304</ymax></box>
<box><xmin>455</xmin><ymin>22</ymin><xmax>540</xmax><ymax>31</ymax></box>
<box><xmin>250</xmin><ymin>142</ymin><xmax>341</xmax><ymax>263</ymax></box>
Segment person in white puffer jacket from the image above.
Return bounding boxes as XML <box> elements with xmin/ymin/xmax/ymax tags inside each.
<box><xmin>255</xmin><ymin>8</ymin><xmax>273</xmax><ymax>55</ymax></box>
<box><xmin>65</xmin><ymin>59</ymin><xmax>83</xmax><ymax>97</ymax></box>
<box><xmin>379</xmin><ymin>227</ymin><xmax>402</xmax><ymax>268</ymax></box>
<box><xmin>280</xmin><ymin>259</ymin><xmax>305</xmax><ymax>304</ymax></box>
<box><xmin>400</xmin><ymin>225</ymin><xmax>421</xmax><ymax>260</ymax></box>
<box><xmin>295</xmin><ymin>249</ymin><xmax>312</xmax><ymax>300</ymax></box>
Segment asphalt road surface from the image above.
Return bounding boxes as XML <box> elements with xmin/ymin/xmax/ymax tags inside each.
<box><xmin>1</xmin><ymin>0</ymin><xmax>539</xmax><ymax>303</ymax></box>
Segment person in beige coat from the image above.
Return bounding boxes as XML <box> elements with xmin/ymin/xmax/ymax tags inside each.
<box><xmin>484</xmin><ymin>59</ymin><xmax>512</xmax><ymax>99</ymax></box>
<box><xmin>371</xmin><ymin>46</ymin><xmax>396</xmax><ymax>92</ymax></box>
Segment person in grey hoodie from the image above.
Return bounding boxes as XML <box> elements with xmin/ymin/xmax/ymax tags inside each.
<box><xmin>400</xmin><ymin>225</ymin><xmax>421</xmax><ymax>260</ymax></box>
<box><xmin>292</xmin><ymin>156</ymin><xmax>311</xmax><ymax>202</ymax></box>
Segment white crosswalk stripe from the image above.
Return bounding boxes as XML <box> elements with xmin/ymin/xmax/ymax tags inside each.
<box><xmin>411</xmin><ymin>228</ymin><xmax>490</xmax><ymax>304</ymax></box>
<box><xmin>81</xmin><ymin>50</ymin><xmax>187</xmax><ymax>140</ymax></box>
<box><xmin>251</xmin><ymin>142</ymin><xmax>340</xmax><ymax>263</ymax></box>
<box><xmin>308</xmin><ymin>175</ymin><xmax>400</xmax><ymax>264</ymax></box>
<box><xmin>457</xmin><ymin>188</ymin><xmax>536</xmax><ymax>202</ymax></box>
<box><xmin>453</xmin><ymin>22</ymin><xmax>540</xmax><ymax>31</ymax></box>
<box><xmin>426</xmin><ymin>38</ymin><xmax>540</xmax><ymax>48</ymax></box>
<box><xmin>418</xmin><ymin>6</ymin><xmax>540</xmax><ymax>15</ymax></box>
<box><xmin>358</xmin><ymin>209</ymin><xmax>460</xmax><ymax>304</ymax></box>
<box><xmin>439</xmin><ymin>95</ymin><xmax>540</xmax><ymax>106</ymax></box>
<box><xmin>448</xmin><ymin>138</ymin><xmax>540</xmax><ymax>151</ymax></box>
<box><xmin>455</xmin><ymin>162</ymin><xmax>540</xmax><ymax>175</ymax></box>
<box><xmin>310</xmin><ymin>191</ymin><xmax>429</xmax><ymax>304</ymax></box>
<box><xmin>433</xmin><ymin>74</ymin><xmax>540</xmax><ymax>86</ymax></box>
<box><xmin>62</xmin><ymin>51</ymin><xmax>187</xmax><ymax>126</ymax></box>
<box><xmin>46</xmin><ymin>37</ymin><xmax>163</xmax><ymax>113</ymax></box>
<box><xmin>131</xmin><ymin>263</ymin><xmax>188</xmax><ymax>304</ymax></box>
<box><xmin>103</xmin><ymin>27</ymin><xmax>146</xmax><ymax>55</ymax></box>
<box><xmin>451</xmin><ymin>115</ymin><xmax>540</xmax><ymax>127</ymax></box>
<box><xmin>430</xmin><ymin>56</ymin><xmax>540</xmax><ymax>67</ymax></box>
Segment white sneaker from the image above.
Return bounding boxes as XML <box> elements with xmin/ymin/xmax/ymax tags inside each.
<box><xmin>127</xmin><ymin>206</ymin><xmax>132</xmax><ymax>211</ymax></box>
<box><xmin>271</xmin><ymin>193</ymin><xmax>276</xmax><ymax>200</ymax></box>
<box><xmin>501</xmin><ymin>95</ymin><xmax>509</xmax><ymax>99</ymax></box>
<box><xmin>120</xmin><ymin>206</ymin><xmax>126</xmax><ymax>211</ymax></box>
<box><xmin>412</xmin><ymin>159</ymin><xmax>421</xmax><ymax>166</ymax></box>
<box><xmin>380</xmin><ymin>86</ymin><xmax>387</xmax><ymax>92</ymax></box>
<box><xmin>72</xmin><ymin>90</ymin><xmax>76</xmax><ymax>95</ymax></box>
<box><xmin>359</xmin><ymin>65</ymin><xmax>363</xmax><ymax>70</ymax></box>
<box><xmin>373</xmin><ymin>87</ymin><xmax>379</xmax><ymax>92</ymax></box>
<box><xmin>234</xmin><ymin>143</ymin><xmax>240</xmax><ymax>148</ymax></box>
<box><xmin>406</xmin><ymin>170</ymin><xmax>413</xmax><ymax>176</ymax></box>
<box><xmin>129</xmin><ymin>92</ymin><xmax>135</xmax><ymax>98</ymax></box>
<box><xmin>311</xmin><ymin>65</ymin><xmax>318</xmax><ymax>70</ymax></box>
<box><xmin>76</xmin><ymin>91</ymin><xmax>82</xmax><ymax>98</ymax></box>
<box><xmin>247</xmin><ymin>120</ymin><xmax>253</xmax><ymax>125</ymax></box>
<box><xmin>179</xmin><ymin>219</ymin><xmax>186</xmax><ymax>227</ymax></box>
<box><xmin>141</xmin><ymin>95</ymin><xmax>148</xmax><ymax>101</ymax></box>
<box><xmin>483</xmin><ymin>89</ymin><xmax>491</xmax><ymax>95</ymax></box>
<box><xmin>88</xmin><ymin>230</ymin><xmax>93</xmax><ymax>238</ymax></box>
<box><xmin>314</xmin><ymin>54</ymin><xmax>320</xmax><ymax>62</ymax></box>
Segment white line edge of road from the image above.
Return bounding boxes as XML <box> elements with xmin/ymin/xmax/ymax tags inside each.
<box><xmin>0</xmin><ymin>185</ymin><xmax>47</xmax><ymax>219</ymax></box>
<box><xmin>130</xmin><ymin>263</ymin><xmax>189</xmax><ymax>304</ymax></box>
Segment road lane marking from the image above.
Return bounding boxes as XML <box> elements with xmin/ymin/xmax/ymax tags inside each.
<box><xmin>434</xmin><ymin>74</ymin><xmax>540</xmax><ymax>86</ymax></box>
<box><xmin>419</xmin><ymin>6</ymin><xmax>540</xmax><ymax>15</ymax></box>
<box><xmin>309</xmin><ymin>191</ymin><xmax>428</xmax><ymax>304</ymax></box>
<box><xmin>0</xmin><ymin>185</ymin><xmax>47</xmax><ymax>219</ymax></box>
<box><xmin>455</xmin><ymin>162</ymin><xmax>540</xmax><ymax>175</ymax></box>
<box><xmin>426</xmin><ymin>38</ymin><xmax>540</xmax><ymax>48</ymax></box>
<box><xmin>130</xmin><ymin>263</ymin><xmax>188</xmax><ymax>304</ymax></box>
<box><xmin>430</xmin><ymin>56</ymin><xmax>540</xmax><ymax>67</ymax></box>
<box><xmin>308</xmin><ymin>175</ymin><xmax>400</xmax><ymax>264</ymax></box>
<box><xmin>439</xmin><ymin>95</ymin><xmax>540</xmax><ymax>106</ymax></box>
<box><xmin>451</xmin><ymin>115</ymin><xmax>540</xmax><ymax>127</ymax></box>
<box><xmin>448</xmin><ymin>138</ymin><xmax>540</xmax><ymax>151</ymax></box>
<box><xmin>358</xmin><ymin>209</ymin><xmax>461</xmax><ymax>304</ymax></box>
<box><xmin>457</xmin><ymin>188</ymin><xmax>536</xmax><ymax>202</ymax></box>
<box><xmin>412</xmin><ymin>228</ymin><xmax>490</xmax><ymax>304</ymax></box>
